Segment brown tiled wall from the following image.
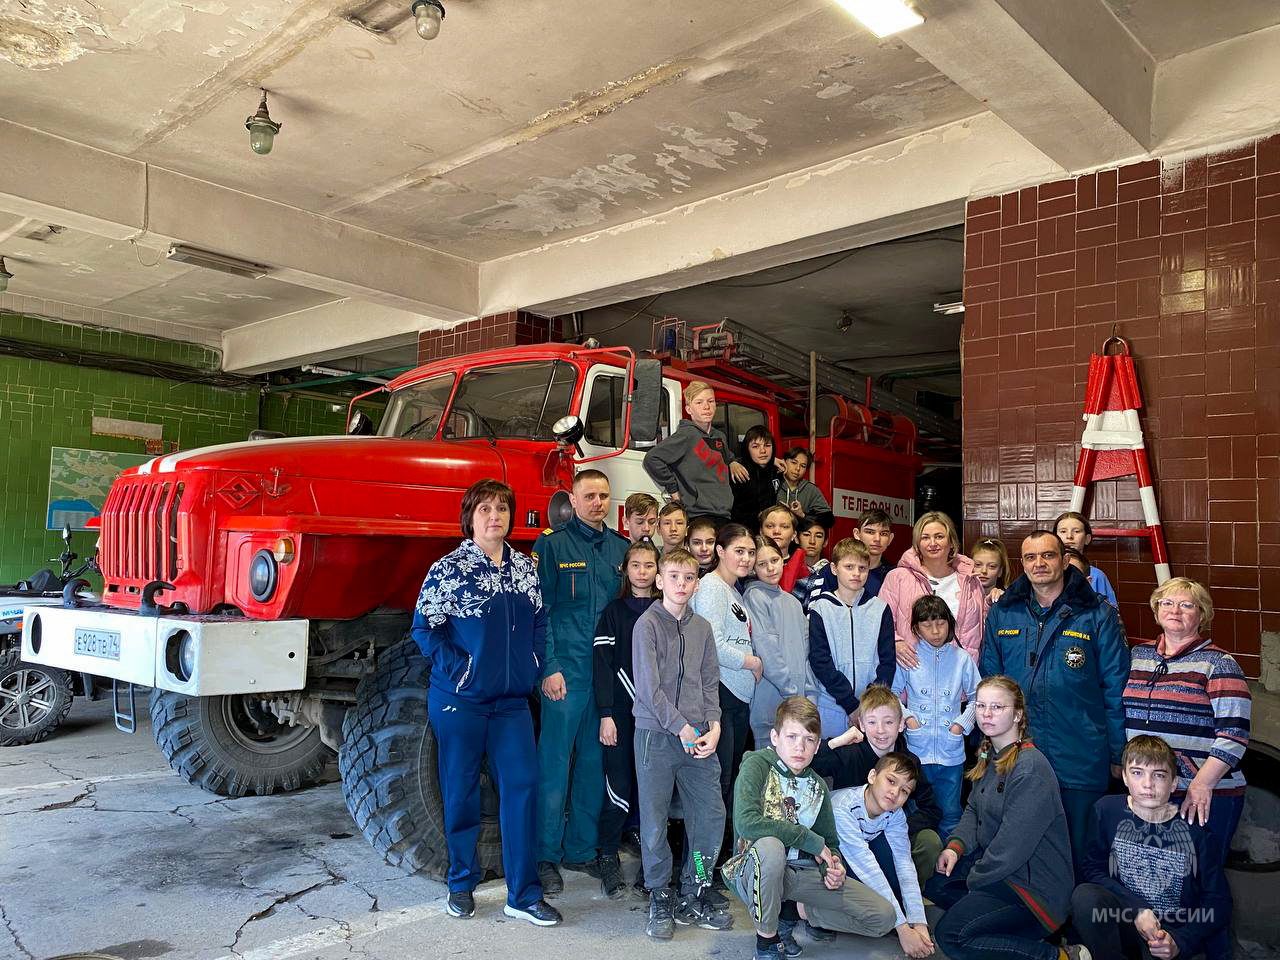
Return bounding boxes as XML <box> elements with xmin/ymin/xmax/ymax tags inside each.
<box><xmin>416</xmin><ymin>311</ymin><xmax>558</xmax><ymax>363</ymax></box>
<box><xmin>962</xmin><ymin>134</ymin><xmax>1280</xmax><ymax>676</ymax></box>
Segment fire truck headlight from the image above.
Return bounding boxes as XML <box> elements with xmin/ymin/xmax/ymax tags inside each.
<box><xmin>249</xmin><ymin>549</ymin><xmax>278</xmax><ymax>602</ymax></box>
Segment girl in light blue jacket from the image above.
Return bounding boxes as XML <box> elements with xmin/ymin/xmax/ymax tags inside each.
<box><xmin>892</xmin><ymin>594</ymin><xmax>980</xmax><ymax>837</ymax></box>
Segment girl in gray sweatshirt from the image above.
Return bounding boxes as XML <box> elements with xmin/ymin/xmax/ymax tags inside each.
<box><xmin>743</xmin><ymin>536</ymin><xmax>817</xmax><ymax>742</ymax></box>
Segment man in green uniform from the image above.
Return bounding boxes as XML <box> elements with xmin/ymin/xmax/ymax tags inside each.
<box><xmin>532</xmin><ymin>468</ymin><xmax>630</xmax><ymax>894</ymax></box>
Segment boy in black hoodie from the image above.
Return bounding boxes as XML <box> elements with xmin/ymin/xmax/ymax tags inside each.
<box><xmin>809</xmin><ymin>685</ymin><xmax>943</xmax><ymax>933</ymax></box>
<box><xmin>643</xmin><ymin>380</ymin><xmax>748</xmax><ymax>527</ymax></box>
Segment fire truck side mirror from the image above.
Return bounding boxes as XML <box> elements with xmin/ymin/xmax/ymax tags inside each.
<box><xmin>347</xmin><ymin>410</ymin><xmax>375</xmax><ymax>436</ymax></box>
<box><xmin>628</xmin><ymin>359</ymin><xmax>662</xmax><ymax>447</ymax></box>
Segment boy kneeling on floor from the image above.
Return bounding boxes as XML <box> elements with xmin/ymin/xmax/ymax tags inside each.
<box><xmin>723</xmin><ymin>696</ymin><xmax>896</xmax><ymax>960</ymax></box>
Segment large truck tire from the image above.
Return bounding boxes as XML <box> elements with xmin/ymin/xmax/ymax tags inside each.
<box><xmin>150</xmin><ymin>690</ymin><xmax>334</xmax><ymax>796</ymax></box>
<box><xmin>0</xmin><ymin>644</ymin><xmax>74</xmax><ymax>746</ymax></box>
<box><xmin>339</xmin><ymin>639</ymin><xmax>503</xmax><ymax>880</ymax></box>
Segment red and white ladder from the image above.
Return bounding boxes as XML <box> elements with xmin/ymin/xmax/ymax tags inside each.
<box><xmin>1069</xmin><ymin>336</ymin><xmax>1171</xmax><ymax>585</ymax></box>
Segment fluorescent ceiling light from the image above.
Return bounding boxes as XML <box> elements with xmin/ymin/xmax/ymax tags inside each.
<box><xmin>167</xmin><ymin>244</ymin><xmax>270</xmax><ymax>280</ymax></box>
<box><xmin>834</xmin><ymin>0</ymin><xmax>924</xmax><ymax>37</ymax></box>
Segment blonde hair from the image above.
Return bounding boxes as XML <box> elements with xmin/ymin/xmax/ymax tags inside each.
<box><xmin>970</xmin><ymin>537</ymin><xmax>1011</xmax><ymax>587</ymax></box>
<box><xmin>913</xmin><ymin>511</ymin><xmax>959</xmax><ymax>564</ymax></box>
<box><xmin>831</xmin><ymin>537</ymin><xmax>870</xmax><ymax>566</ymax></box>
<box><xmin>683</xmin><ymin>380</ymin><xmax>714</xmax><ymax>405</ymax></box>
<box><xmin>1150</xmin><ymin>577</ymin><xmax>1214</xmax><ymax>632</ymax></box>
<box><xmin>857</xmin><ymin>684</ymin><xmax>904</xmax><ymax>719</ymax></box>
<box><xmin>659</xmin><ymin>547</ymin><xmax>699</xmax><ymax>572</ymax></box>
<box><xmin>967</xmin><ymin>675</ymin><xmax>1029</xmax><ymax>782</ymax></box>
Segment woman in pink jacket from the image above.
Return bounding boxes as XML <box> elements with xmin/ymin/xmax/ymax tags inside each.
<box><xmin>881</xmin><ymin>511</ymin><xmax>986</xmax><ymax>667</ymax></box>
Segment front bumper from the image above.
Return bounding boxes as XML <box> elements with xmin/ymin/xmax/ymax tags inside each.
<box><xmin>21</xmin><ymin>604</ymin><xmax>307</xmax><ymax>696</ymax></box>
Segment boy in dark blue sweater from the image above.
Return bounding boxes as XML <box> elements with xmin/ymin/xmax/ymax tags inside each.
<box><xmin>1070</xmin><ymin>735</ymin><xmax>1230</xmax><ymax>959</ymax></box>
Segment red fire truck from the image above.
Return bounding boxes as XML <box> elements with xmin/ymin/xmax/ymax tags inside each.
<box><xmin>21</xmin><ymin>325</ymin><xmax>936</xmax><ymax>877</ymax></box>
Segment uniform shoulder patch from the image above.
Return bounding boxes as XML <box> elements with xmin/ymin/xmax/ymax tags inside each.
<box><xmin>541</xmin><ymin>527</ymin><xmax>554</xmax><ymax>536</ymax></box>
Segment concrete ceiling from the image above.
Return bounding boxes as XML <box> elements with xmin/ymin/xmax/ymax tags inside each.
<box><xmin>1102</xmin><ymin>0</ymin><xmax>1280</xmax><ymax>60</ymax></box>
<box><xmin>2</xmin><ymin>0</ymin><xmax>1279</xmax><ymax>376</ymax></box>
<box><xmin>0</xmin><ymin>213</ymin><xmax>338</xmax><ymax>332</ymax></box>
<box><xmin>581</xmin><ymin>226</ymin><xmax>965</xmax><ymax>398</ymax></box>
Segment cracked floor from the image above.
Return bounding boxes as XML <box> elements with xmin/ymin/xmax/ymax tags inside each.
<box><xmin>2</xmin><ymin>701</ymin><xmax>1277</xmax><ymax>960</ymax></box>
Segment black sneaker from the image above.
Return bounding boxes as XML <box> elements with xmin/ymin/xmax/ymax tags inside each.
<box><xmin>446</xmin><ymin>890</ymin><xmax>475</xmax><ymax>919</ymax></box>
<box><xmin>674</xmin><ymin>892</ymin><xmax>734</xmax><ymax>930</ymax></box>
<box><xmin>620</xmin><ymin>829</ymin><xmax>642</xmax><ymax>857</ymax></box>
<box><xmin>562</xmin><ymin>858</ymin><xmax>601</xmax><ymax>878</ymax></box>
<box><xmin>503</xmin><ymin>900</ymin><xmax>563</xmax><ymax>926</ymax></box>
<box><xmin>777</xmin><ymin>919</ymin><xmax>803</xmax><ymax>957</ymax></box>
<box><xmin>702</xmin><ymin>884</ymin><xmax>729</xmax><ymax>910</ymax></box>
<box><xmin>646</xmin><ymin>888</ymin><xmax>676</xmax><ymax>941</ymax></box>
<box><xmin>799</xmin><ymin>920</ymin><xmax>835</xmax><ymax>942</ymax></box>
<box><xmin>599</xmin><ymin>853</ymin><xmax>626</xmax><ymax>900</ymax></box>
<box><xmin>537</xmin><ymin>861</ymin><xmax>563</xmax><ymax>897</ymax></box>
<box><xmin>754</xmin><ymin>941</ymin><xmax>785</xmax><ymax>960</ymax></box>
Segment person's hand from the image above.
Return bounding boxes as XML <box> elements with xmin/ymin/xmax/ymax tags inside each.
<box><xmin>1147</xmin><ymin>930</ymin><xmax>1179</xmax><ymax>959</ymax></box>
<box><xmin>1110</xmin><ymin>763</ymin><xmax>1123</xmax><ymax>780</ymax></box>
<box><xmin>744</xmin><ymin>654</ymin><xmax>764</xmax><ymax>682</ymax></box>
<box><xmin>896</xmin><ymin>924</ymin><xmax>935</xmax><ymax>958</ymax></box>
<box><xmin>694</xmin><ymin>723</ymin><xmax>720</xmax><ymax>758</ymax></box>
<box><xmin>816</xmin><ymin>847</ymin><xmax>845</xmax><ymax>888</ymax></box>
<box><xmin>789</xmin><ymin>499</ymin><xmax>806</xmax><ymax>517</ymax></box>
<box><xmin>829</xmin><ymin>724</ymin><xmax>864</xmax><ymax>748</ymax></box>
<box><xmin>729</xmin><ymin>461</ymin><xmax>750</xmax><ymax>483</ymax></box>
<box><xmin>936</xmin><ymin>849</ymin><xmax>958</xmax><ymax>876</ymax></box>
<box><xmin>988</xmin><ymin>587</ymin><xmax>1004</xmax><ymax>604</ymax></box>
<box><xmin>679</xmin><ymin>723</ymin><xmax>701</xmax><ymax>754</ymax></box>
<box><xmin>949</xmin><ymin>723</ymin><xmax>964</xmax><ymax>735</ymax></box>
<box><xmin>896</xmin><ymin>638</ymin><xmax>919</xmax><ymax>670</ymax></box>
<box><xmin>1134</xmin><ymin>909</ymin><xmax>1161</xmax><ymax>940</ymax></box>
<box><xmin>905</xmin><ymin>717</ymin><xmax>922</xmax><ymax>730</ymax></box>
<box><xmin>599</xmin><ymin>717</ymin><xmax>617</xmax><ymax>746</ymax></box>
<box><xmin>669</xmin><ymin>491</ymin><xmax>681</xmax><ymax>503</ymax></box>
<box><xmin>1180</xmin><ymin>772</ymin><xmax>1214</xmax><ymax>826</ymax></box>
<box><xmin>541</xmin><ymin>672</ymin><xmax>567</xmax><ymax>701</ymax></box>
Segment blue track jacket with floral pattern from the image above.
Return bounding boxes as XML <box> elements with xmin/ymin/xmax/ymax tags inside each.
<box><xmin>411</xmin><ymin>539</ymin><xmax>547</xmax><ymax>702</ymax></box>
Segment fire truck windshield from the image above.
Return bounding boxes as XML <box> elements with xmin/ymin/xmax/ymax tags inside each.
<box><xmin>382</xmin><ymin>361</ymin><xmax>578</xmax><ymax>442</ymax></box>
<box><xmin>380</xmin><ymin>373</ymin><xmax>455</xmax><ymax>438</ymax></box>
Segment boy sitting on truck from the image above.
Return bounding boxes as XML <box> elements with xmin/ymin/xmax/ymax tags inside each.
<box><xmin>643</xmin><ymin>381</ymin><xmax>749</xmax><ymax>528</ymax></box>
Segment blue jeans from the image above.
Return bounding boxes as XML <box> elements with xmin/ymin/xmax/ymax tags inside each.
<box><xmin>1059</xmin><ymin>787</ymin><xmax>1106</xmax><ymax>881</ymax></box>
<box><xmin>1194</xmin><ymin>791</ymin><xmax>1244</xmax><ymax>960</ymax></box>
<box><xmin>923</xmin><ymin>762</ymin><xmax>964</xmax><ymax>838</ymax></box>
<box><xmin>927</xmin><ymin>854</ymin><xmax>1058</xmax><ymax>960</ymax></box>
<box><xmin>430</xmin><ymin>693</ymin><xmax>540</xmax><ymax>907</ymax></box>
<box><xmin>535</xmin><ymin>686</ymin><xmax>603</xmax><ymax>864</ymax></box>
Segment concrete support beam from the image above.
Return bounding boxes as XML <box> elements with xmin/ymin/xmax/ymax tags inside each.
<box><xmin>1154</xmin><ymin>24</ymin><xmax>1280</xmax><ymax>154</ymax></box>
<box><xmin>0</xmin><ymin>119</ymin><xmax>478</xmax><ymax>323</ymax></box>
<box><xmin>482</xmin><ymin>112</ymin><xmax>1059</xmax><ymax>317</ymax></box>
<box><xmin>221</xmin><ymin>300</ymin><xmax>454</xmax><ymax>375</ymax></box>
<box><xmin>900</xmin><ymin>0</ymin><xmax>1153</xmax><ymax>171</ymax></box>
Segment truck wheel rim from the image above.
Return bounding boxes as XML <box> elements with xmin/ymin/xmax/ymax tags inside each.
<box><xmin>221</xmin><ymin>696</ymin><xmax>314</xmax><ymax>754</ymax></box>
<box><xmin>0</xmin><ymin>668</ymin><xmax>56</xmax><ymax>730</ymax></box>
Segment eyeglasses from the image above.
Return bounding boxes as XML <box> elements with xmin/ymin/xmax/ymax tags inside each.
<box><xmin>1157</xmin><ymin>599</ymin><xmax>1198</xmax><ymax>612</ymax></box>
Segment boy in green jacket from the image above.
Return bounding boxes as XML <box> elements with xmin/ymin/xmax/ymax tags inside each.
<box><xmin>723</xmin><ymin>697</ymin><xmax>896</xmax><ymax>960</ymax></box>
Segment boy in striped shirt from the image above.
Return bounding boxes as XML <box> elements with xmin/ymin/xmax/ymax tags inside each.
<box><xmin>830</xmin><ymin>753</ymin><xmax>935</xmax><ymax>958</ymax></box>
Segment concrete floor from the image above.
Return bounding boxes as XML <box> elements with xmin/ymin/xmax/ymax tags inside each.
<box><xmin>1</xmin><ymin>699</ymin><xmax>1276</xmax><ymax>960</ymax></box>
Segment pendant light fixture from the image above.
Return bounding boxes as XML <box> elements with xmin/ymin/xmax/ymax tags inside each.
<box><xmin>411</xmin><ymin>0</ymin><xmax>445</xmax><ymax>40</ymax></box>
<box><xmin>245</xmin><ymin>89</ymin><xmax>282</xmax><ymax>156</ymax></box>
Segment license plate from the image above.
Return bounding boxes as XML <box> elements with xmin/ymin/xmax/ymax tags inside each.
<box><xmin>74</xmin><ymin>628</ymin><xmax>122</xmax><ymax>661</ymax></box>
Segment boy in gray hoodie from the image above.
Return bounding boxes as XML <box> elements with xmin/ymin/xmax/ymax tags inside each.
<box><xmin>633</xmin><ymin>547</ymin><xmax>728</xmax><ymax>939</ymax></box>
<box><xmin>643</xmin><ymin>380</ymin><xmax>749</xmax><ymax>525</ymax></box>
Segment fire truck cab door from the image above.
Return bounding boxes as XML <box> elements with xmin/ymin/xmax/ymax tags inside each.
<box><xmin>577</xmin><ymin>364</ymin><xmax>678</xmax><ymax>535</ymax></box>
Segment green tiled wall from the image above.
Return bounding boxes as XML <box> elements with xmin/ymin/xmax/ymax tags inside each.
<box><xmin>0</xmin><ymin>312</ymin><xmax>384</xmax><ymax>582</ymax></box>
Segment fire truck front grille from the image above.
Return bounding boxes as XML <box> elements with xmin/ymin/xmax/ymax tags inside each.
<box><xmin>100</xmin><ymin>479</ymin><xmax>184</xmax><ymax>583</ymax></box>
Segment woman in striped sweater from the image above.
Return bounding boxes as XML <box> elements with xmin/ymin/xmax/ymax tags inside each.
<box><xmin>1123</xmin><ymin>576</ymin><xmax>1252</xmax><ymax>941</ymax></box>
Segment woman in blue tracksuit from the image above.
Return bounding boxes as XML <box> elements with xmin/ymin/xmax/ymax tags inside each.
<box><xmin>411</xmin><ymin>478</ymin><xmax>561</xmax><ymax>927</ymax></box>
